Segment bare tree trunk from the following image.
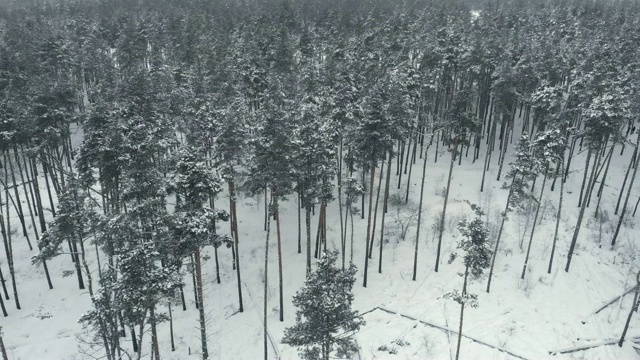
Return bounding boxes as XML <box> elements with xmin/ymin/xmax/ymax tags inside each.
<box><xmin>274</xmin><ymin>195</ymin><xmax>284</xmax><ymax>322</ymax></box>
<box><xmin>616</xmin><ymin>147</ymin><xmax>637</xmax><ymax>215</ymax></box>
<box><xmin>150</xmin><ymin>306</ymin><xmax>160</xmax><ymax>360</ymax></box>
<box><xmin>496</xmin><ymin>123</ymin><xmax>511</xmax><ymax>182</ymax></box>
<box><xmin>566</xmin><ymin>149</ymin><xmax>600</xmax><ymax>272</ymax></box>
<box><xmin>578</xmin><ymin>148</ymin><xmax>600</xmax><ymax>207</ymax></box>
<box><xmin>304</xmin><ymin>205</ymin><xmax>312</xmax><ymax>273</ymax></box>
<box><xmin>130</xmin><ymin>324</ymin><xmax>138</xmax><ymax>353</ymax></box>
<box><xmin>480</xmin><ymin>108</ymin><xmax>496</xmax><ymax>192</ymax></box>
<box><xmin>0</xmin><ymin>327</ymin><xmax>8</xmax><ymax>360</ymax></box>
<box><xmin>297</xmin><ymin>190</ymin><xmax>301</xmax><ymax>254</ymax></box>
<box><xmin>363</xmin><ymin>164</ymin><xmax>375</xmax><ymax>288</ymax></box>
<box><xmin>29</xmin><ymin>156</ymin><xmax>47</xmax><ymax>234</ymax></box>
<box><xmin>361</xmin><ymin>166</ymin><xmax>366</xmax><ymax>220</ymax></box>
<box><xmin>405</xmin><ymin>133</ymin><xmax>419</xmax><ymax>204</ymax></box>
<box><xmin>5</xmin><ymin>151</ymin><xmax>30</xmax><ymax>249</ymax></box>
<box><xmin>194</xmin><ymin>246</ymin><xmax>208</xmax><ymax>359</ymax></box>
<box><xmin>595</xmin><ymin>145</ymin><xmax>615</xmax><ymax>216</ymax></box>
<box><xmin>168</xmin><ymin>302</ymin><xmax>175</xmax><ymax>352</ymax></box>
<box><xmin>547</xmin><ymin>158</ymin><xmax>564</xmax><ymax>274</ymax></box>
<box><xmin>0</xmin><ymin>290</ymin><xmax>6</xmax><ymax>316</ymax></box>
<box><xmin>0</xmin><ymin>266</ymin><xmax>8</xmax><ymax>300</ymax></box>
<box><xmin>436</xmin><ymin>147</ymin><xmax>457</xmax><ymax>272</ymax></box>
<box><xmin>0</xmin><ymin>190</ymin><xmax>20</xmax><ymax>309</ymax></box>
<box><xmin>455</xmin><ymin>266</ymin><xmax>469</xmax><ymax>360</ymax></box>
<box><xmin>338</xmin><ymin>142</ymin><xmax>345</xmax><ymax>269</ymax></box>
<box><xmin>618</xmin><ymin>271</ymin><xmax>640</xmax><ymax>347</ymax></box>
<box><xmin>40</xmin><ymin>156</ymin><xmax>57</xmax><ymax>218</ymax></box>
<box><xmin>486</xmin><ymin>171</ymin><xmax>519</xmax><ymax>293</ymax></box>
<box><xmin>368</xmin><ymin>159</ymin><xmax>384</xmax><ymax>258</ymax></box>
<box><xmin>379</xmin><ymin>152</ymin><xmax>392</xmax><ymax>274</ymax></box>
<box><xmin>263</xmin><ymin>196</ymin><xmax>272</xmax><ymax>360</ymax></box>
<box><xmin>229</xmin><ymin>177</ymin><xmax>243</xmax><ymax>312</ymax></box>
<box><xmin>413</xmin><ymin>137</ymin><xmax>430</xmax><ymax>281</ymax></box>
<box><xmin>522</xmin><ymin>166</ymin><xmax>548</xmax><ymax>279</ymax></box>
<box><xmin>588</xmin><ymin>145</ymin><xmax>613</xmax><ymax>208</ymax></box>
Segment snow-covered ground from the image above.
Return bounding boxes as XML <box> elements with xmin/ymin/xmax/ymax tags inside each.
<box><xmin>2</xmin><ymin>123</ymin><xmax>640</xmax><ymax>360</ymax></box>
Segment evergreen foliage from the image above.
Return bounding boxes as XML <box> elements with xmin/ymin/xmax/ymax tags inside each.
<box><xmin>282</xmin><ymin>251</ymin><xmax>364</xmax><ymax>360</ymax></box>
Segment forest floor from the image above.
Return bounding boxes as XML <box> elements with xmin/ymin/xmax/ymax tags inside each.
<box><xmin>2</xmin><ymin>123</ymin><xmax>640</xmax><ymax>360</ymax></box>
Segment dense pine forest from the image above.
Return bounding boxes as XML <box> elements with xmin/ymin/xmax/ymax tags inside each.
<box><xmin>0</xmin><ymin>0</ymin><xmax>640</xmax><ymax>359</ymax></box>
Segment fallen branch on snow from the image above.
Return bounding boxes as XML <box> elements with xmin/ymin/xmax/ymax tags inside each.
<box><xmin>365</xmin><ymin>306</ymin><xmax>532</xmax><ymax>360</ymax></box>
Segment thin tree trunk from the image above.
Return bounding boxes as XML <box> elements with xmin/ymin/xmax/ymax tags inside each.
<box><xmin>413</xmin><ymin>138</ymin><xmax>430</xmax><ymax>281</ymax></box>
<box><xmin>0</xmin><ymin>190</ymin><xmax>19</xmax><ymax>309</ymax></box>
<box><xmin>455</xmin><ymin>266</ymin><xmax>469</xmax><ymax>360</ymax></box>
<box><xmin>361</xmin><ymin>166</ymin><xmax>366</xmax><ymax>220</ymax></box>
<box><xmin>14</xmin><ymin>146</ymin><xmax>39</xmax><ymax>241</ymax></box>
<box><xmin>130</xmin><ymin>324</ymin><xmax>138</xmax><ymax>353</ymax></box>
<box><xmin>589</xmin><ymin>145</ymin><xmax>613</xmax><ymax>208</ymax></box>
<box><xmin>194</xmin><ymin>246</ymin><xmax>209</xmax><ymax>359</ymax></box>
<box><xmin>405</xmin><ymin>134</ymin><xmax>419</xmax><ymax>204</ymax></box>
<box><xmin>363</xmin><ymin>164</ymin><xmax>375</xmax><ymax>288</ymax></box>
<box><xmin>564</xmin><ymin>135</ymin><xmax>578</xmax><ymax>183</ymax></box>
<box><xmin>168</xmin><ymin>303</ymin><xmax>175</xmax><ymax>352</ymax></box>
<box><xmin>566</xmin><ymin>151</ymin><xmax>600</xmax><ymax>272</ymax></box>
<box><xmin>522</xmin><ymin>166</ymin><xmax>548</xmax><ymax>279</ymax></box>
<box><xmin>615</xmin><ymin>147</ymin><xmax>637</xmax><ymax>215</ymax></box>
<box><xmin>136</xmin><ymin>315</ymin><xmax>146</xmax><ymax>360</ymax></box>
<box><xmin>486</xmin><ymin>171</ymin><xmax>519</xmax><ymax>293</ymax></box>
<box><xmin>436</xmin><ymin>147</ymin><xmax>457</xmax><ymax>272</ymax></box>
<box><xmin>263</xmin><ymin>196</ymin><xmax>272</xmax><ymax>360</ymax></box>
<box><xmin>0</xmin><ymin>265</ymin><xmax>8</xmax><ymax>300</ymax></box>
<box><xmin>338</xmin><ymin>142</ymin><xmax>345</xmax><ymax>269</ymax></box>
<box><xmin>306</xmin><ymin>206</ymin><xmax>312</xmax><ymax>274</ymax></box>
<box><xmin>190</xmin><ymin>255</ymin><xmax>198</xmax><ymax>309</ymax></box>
<box><xmin>297</xmin><ymin>190</ymin><xmax>302</xmax><ymax>254</ymax></box>
<box><xmin>549</xmin><ymin>161</ymin><xmax>565</xmax><ymax>274</ymax></box>
<box><xmin>213</xmin><ymin>246</ymin><xmax>221</xmax><ymax>284</ymax></box>
<box><xmin>21</xmin><ymin>146</ymin><xmax>38</xmax><ymax>218</ymax></box>
<box><xmin>228</xmin><ymin>178</ymin><xmax>243</xmax><ymax>312</ymax></box>
<box><xmin>6</xmin><ymin>151</ymin><xmax>30</xmax><ymax>249</ymax></box>
<box><xmin>368</xmin><ymin>160</ymin><xmax>384</xmax><ymax>258</ymax></box>
<box><xmin>264</xmin><ymin>187</ymin><xmax>268</xmax><ymax>231</ymax></box>
<box><xmin>379</xmin><ymin>152</ymin><xmax>392</xmax><ymax>274</ymax></box>
<box><xmin>496</xmin><ymin>123</ymin><xmax>511</xmax><ymax>182</ymax></box>
<box><xmin>578</xmin><ymin>149</ymin><xmax>601</xmax><ymax>207</ymax></box>
<box><xmin>0</xmin><ymin>328</ymin><xmax>8</xmax><ymax>360</ymax></box>
<box><xmin>618</xmin><ymin>271</ymin><xmax>640</xmax><ymax>347</ymax></box>
<box><xmin>150</xmin><ymin>306</ymin><xmax>160</xmax><ymax>360</ymax></box>
<box><xmin>40</xmin><ymin>157</ymin><xmax>57</xmax><ymax>218</ymax></box>
<box><xmin>274</xmin><ymin>195</ymin><xmax>284</xmax><ymax>322</ymax></box>
<box><xmin>29</xmin><ymin>156</ymin><xmax>47</xmax><ymax>234</ymax></box>
<box><xmin>595</xmin><ymin>145</ymin><xmax>615</xmax><ymax>216</ymax></box>
<box><xmin>480</xmin><ymin>112</ymin><xmax>496</xmax><ymax>192</ymax></box>
<box><xmin>0</xmin><ymin>290</ymin><xmax>6</xmax><ymax>316</ymax></box>
<box><xmin>210</xmin><ymin>196</ymin><xmax>221</xmax><ymax>284</ymax></box>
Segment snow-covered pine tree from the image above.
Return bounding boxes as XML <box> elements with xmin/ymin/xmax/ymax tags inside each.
<box><xmin>282</xmin><ymin>251</ymin><xmax>364</xmax><ymax>360</ymax></box>
<box><xmin>170</xmin><ymin>146</ymin><xmax>231</xmax><ymax>359</ymax></box>
<box><xmin>446</xmin><ymin>202</ymin><xmax>491</xmax><ymax>360</ymax></box>
<box><xmin>295</xmin><ymin>90</ymin><xmax>337</xmax><ymax>273</ymax></box>
<box><xmin>245</xmin><ymin>90</ymin><xmax>297</xmax><ymax>323</ymax></box>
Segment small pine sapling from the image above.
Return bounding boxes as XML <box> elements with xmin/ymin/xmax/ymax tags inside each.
<box><xmin>282</xmin><ymin>251</ymin><xmax>364</xmax><ymax>360</ymax></box>
<box><xmin>445</xmin><ymin>202</ymin><xmax>491</xmax><ymax>360</ymax></box>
